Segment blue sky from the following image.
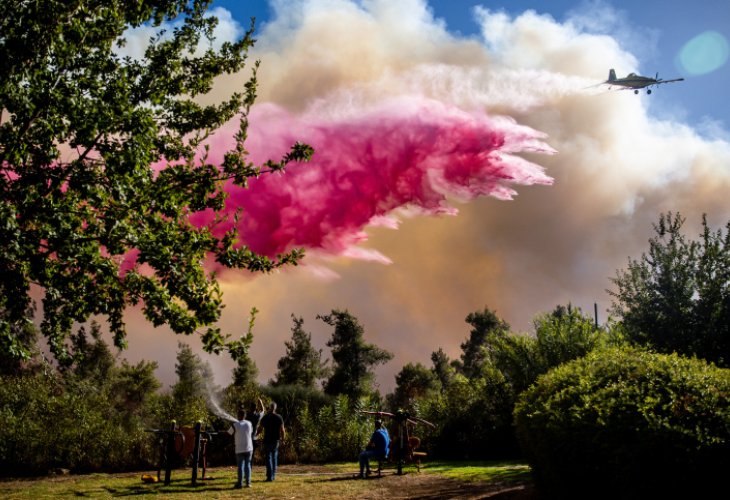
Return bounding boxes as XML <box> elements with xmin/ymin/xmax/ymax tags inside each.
<box><xmin>213</xmin><ymin>0</ymin><xmax>729</xmax><ymax>132</ymax></box>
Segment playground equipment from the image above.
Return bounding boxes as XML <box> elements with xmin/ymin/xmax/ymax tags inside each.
<box><xmin>145</xmin><ymin>421</ymin><xmax>219</xmax><ymax>486</ymax></box>
<box><xmin>362</xmin><ymin>410</ymin><xmax>434</xmax><ymax>475</ymax></box>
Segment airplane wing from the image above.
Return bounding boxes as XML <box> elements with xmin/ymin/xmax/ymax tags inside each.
<box><xmin>584</xmin><ymin>82</ymin><xmax>626</xmax><ymax>92</ymax></box>
<box><xmin>599</xmin><ymin>83</ymin><xmax>641</xmax><ymax>92</ymax></box>
<box><xmin>656</xmin><ymin>78</ymin><xmax>685</xmax><ymax>85</ymax></box>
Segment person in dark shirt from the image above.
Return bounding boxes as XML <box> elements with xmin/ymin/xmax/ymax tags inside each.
<box><xmin>358</xmin><ymin>420</ymin><xmax>390</xmax><ymax>478</ymax></box>
<box><xmin>246</xmin><ymin>397</ymin><xmax>265</xmax><ymax>460</ymax></box>
<box><xmin>257</xmin><ymin>402</ymin><xmax>286</xmax><ymax>481</ymax></box>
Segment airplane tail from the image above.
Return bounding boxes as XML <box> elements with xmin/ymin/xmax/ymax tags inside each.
<box><xmin>608</xmin><ymin>69</ymin><xmax>616</xmax><ymax>82</ymax></box>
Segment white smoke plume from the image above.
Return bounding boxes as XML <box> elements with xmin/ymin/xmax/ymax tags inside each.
<box><xmin>119</xmin><ymin>0</ymin><xmax>730</xmax><ymax>392</ymax></box>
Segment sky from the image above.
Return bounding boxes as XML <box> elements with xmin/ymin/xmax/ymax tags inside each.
<box><xmin>119</xmin><ymin>0</ymin><xmax>730</xmax><ymax>393</ymax></box>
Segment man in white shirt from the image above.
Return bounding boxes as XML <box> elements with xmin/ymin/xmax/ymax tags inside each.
<box><xmin>228</xmin><ymin>407</ymin><xmax>254</xmax><ymax>488</ymax></box>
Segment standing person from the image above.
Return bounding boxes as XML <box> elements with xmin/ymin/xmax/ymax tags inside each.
<box><xmin>247</xmin><ymin>397</ymin><xmax>265</xmax><ymax>461</ymax></box>
<box><xmin>358</xmin><ymin>420</ymin><xmax>390</xmax><ymax>478</ymax></box>
<box><xmin>227</xmin><ymin>407</ymin><xmax>253</xmax><ymax>489</ymax></box>
<box><xmin>257</xmin><ymin>402</ymin><xmax>286</xmax><ymax>481</ymax></box>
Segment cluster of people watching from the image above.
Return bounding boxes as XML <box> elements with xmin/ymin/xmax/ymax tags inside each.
<box><xmin>227</xmin><ymin>400</ymin><xmax>391</xmax><ymax>488</ymax></box>
<box><xmin>227</xmin><ymin>398</ymin><xmax>285</xmax><ymax>488</ymax></box>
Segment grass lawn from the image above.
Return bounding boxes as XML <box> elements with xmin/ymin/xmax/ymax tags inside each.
<box><xmin>419</xmin><ymin>460</ymin><xmax>530</xmax><ymax>482</ymax></box>
<box><xmin>0</xmin><ymin>461</ymin><xmax>534</xmax><ymax>499</ymax></box>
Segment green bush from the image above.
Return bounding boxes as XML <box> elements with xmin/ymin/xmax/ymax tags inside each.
<box><xmin>421</xmin><ymin>372</ymin><xmax>520</xmax><ymax>459</ymax></box>
<box><xmin>290</xmin><ymin>394</ymin><xmax>374</xmax><ymax>463</ymax></box>
<box><xmin>514</xmin><ymin>346</ymin><xmax>730</xmax><ymax>499</ymax></box>
<box><xmin>0</xmin><ymin>373</ymin><xmax>158</xmax><ymax>475</ymax></box>
<box><xmin>260</xmin><ymin>384</ymin><xmax>333</xmax><ymax>463</ymax></box>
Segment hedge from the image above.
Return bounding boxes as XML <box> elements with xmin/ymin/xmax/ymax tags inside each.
<box><xmin>514</xmin><ymin>346</ymin><xmax>730</xmax><ymax>499</ymax></box>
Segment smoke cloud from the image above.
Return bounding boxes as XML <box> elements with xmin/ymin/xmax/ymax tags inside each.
<box><xmin>119</xmin><ymin>0</ymin><xmax>730</xmax><ymax>392</ymax></box>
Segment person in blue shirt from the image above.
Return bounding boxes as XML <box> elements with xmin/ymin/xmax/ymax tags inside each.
<box><xmin>358</xmin><ymin>420</ymin><xmax>390</xmax><ymax>478</ymax></box>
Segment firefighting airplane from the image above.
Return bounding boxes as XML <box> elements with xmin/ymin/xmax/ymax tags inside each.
<box><xmin>602</xmin><ymin>69</ymin><xmax>684</xmax><ymax>94</ymax></box>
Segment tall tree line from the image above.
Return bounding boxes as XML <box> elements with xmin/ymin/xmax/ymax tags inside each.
<box><xmin>2</xmin><ymin>212</ymin><xmax>729</xmax><ymax>471</ymax></box>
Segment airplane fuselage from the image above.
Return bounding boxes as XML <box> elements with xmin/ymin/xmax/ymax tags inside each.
<box><xmin>611</xmin><ymin>74</ymin><xmax>656</xmax><ymax>89</ymax></box>
<box><xmin>604</xmin><ymin>69</ymin><xmax>683</xmax><ymax>94</ymax></box>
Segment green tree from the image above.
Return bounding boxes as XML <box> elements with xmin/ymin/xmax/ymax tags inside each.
<box><xmin>228</xmin><ymin>307</ymin><xmax>259</xmax><ymax>387</ymax></box>
<box><xmin>454</xmin><ymin>307</ymin><xmax>510</xmax><ymax>379</ymax></box>
<box><xmin>388</xmin><ymin>362</ymin><xmax>438</xmax><ymax>410</ymax></box>
<box><xmin>273</xmin><ymin>315</ymin><xmax>329</xmax><ymax>388</ymax></box>
<box><xmin>430</xmin><ymin>347</ymin><xmax>455</xmax><ymax>391</ymax></box>
<box><xmin>61</xmin><ymin>322</ymin><xmax>116</xmax><ymax>381</ymax></box>
<box><xmin>111</xmin><ymin>359</ymin><xmax>161</xmax><ymax>416</ymax></box>
<box><xmin>492</xmin><ymin>304</ymin><xmax>609</xmax><ymax>394</ymax></box>
<box><xmin>610</xmin><ymin>212</ymin><xmax>730</xmax><ymax>366</ymax></box>
<box><xmin>171</xmin><ymin>342</ymin><xmax>211</xmax><ymax>421</ymax></box>
<box><xmin>0</xmin><ymin>0</ymin><xmax>313</xmax><ymax>362</ymax></box>
<box><xmin>318</xmin><ymin>310</ymin><xmax>393</xmax><ymax>398</ymax></box>
<box><xmin>421</xmin><ymin>305</ymin><xmax>610</xmax><ymax>461</ymax></box>
<box><xmin>232</xmin><ymin>349</ymin><xmax>259</xmax><ymax>387</ymax></box>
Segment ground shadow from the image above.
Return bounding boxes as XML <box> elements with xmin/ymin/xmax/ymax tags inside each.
<box><xmin>317</xmin><ymin>474</ymin><xmax>388</xmax><ymax>483</ymax></box>
<box><xmin>96</xmin><ymin>477</ymin><xmax>236</xmax><ymax>497</ymax></box>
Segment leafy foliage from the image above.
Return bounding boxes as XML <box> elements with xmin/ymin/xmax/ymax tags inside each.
<box><xmin>273</xmin><ymin>315</ymin><xmax>329</xmax><ymax>388</ymax></box>
<box><xmin>491</xmin><ymin>304</ymin><xmax>612</xmax><ymax>394</ymax></box>
<box><xmin>59</xmin><ymin>321</ymin><xmax>115</xmax><ymax>378</ymax></box>
<box><xmin>453</xmin><ymin>307</ymin><xmax>510</xmax><ymax>379</ymax></box>
<box><xmin>228</xmin><ymin>307</ymin><xmax>260</xmax><ymax>387</ymax></box>
<box><xmin>0</xmin><ymin>0</ymin><xmax>312</xmax><ymax>362</ymax></box>
<box><xmin>430</xmin><ymin>347</ymin><xmax>455</xmax><ymax>391</ymax></box>
<box><xmin>0</xmin><ymin>305</ymin><xmax>40</xmax><ymax>374</ymax></box>
<box><xmin>0</xmin><ymin>366</ymin><xmax>161</xmax><ymax>475</ymax></box>
<box><xmin>318</xmin><ymin>310</ymin><xmax>393</xmax><ymax>398</ymax></box>
<box><xmin>231</xmin><ymin>350</ymin><xmax>259</xmax><ymax>388</ymax></box>
<box><xmin>387</xmin><ymin>362</ymin><xmax>439</xmax><ymax>411</ymax></box>
<box><xmin>514</xmin><ymin>346</ymin><xmax>730</xmax><ymax>499</ymax></box>
<box><xmin>289</xmin><ymin>394</ymin><xmax>375</xmax><ymax>463</ymax></box>
<box><xmin>169</xmin><ymin>342</ymin><xmax>212</xmax><ymax>423</ymax></box>
<box><xmin>417</xmin><ymin>305</ymin><xmax>613</xmax><ymax>460</ymax></box>
<box><xmin>610</xmin><ymin>212</ymin><xmax>730</xmax><ymax>366</ymax></box>
<box><xmin>416</xmin><ymin>306</ymin><xmax>516</xmax><ymax>459</ymax></box>
<box><xmin>419</xmin><ymin>371</ymin><xmax>518</xmax><ymax>460</ymax></box>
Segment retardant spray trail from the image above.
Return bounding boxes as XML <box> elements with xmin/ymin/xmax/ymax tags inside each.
<box><xmin>193</xmin><ymin>97</ymin><xmax>555</xmax><ymax>262</ymax></box>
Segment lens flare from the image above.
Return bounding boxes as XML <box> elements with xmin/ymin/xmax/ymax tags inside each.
<box><xmin>676</xmin><ymin>31</ymin><xmax>729</xmax><ymax>76</ymax></box>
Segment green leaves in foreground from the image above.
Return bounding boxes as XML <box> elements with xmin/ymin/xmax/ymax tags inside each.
<box><xmin>0</xmin><ymin>1</ymin><xmax>312</xmax><ymax>361</ymax></box>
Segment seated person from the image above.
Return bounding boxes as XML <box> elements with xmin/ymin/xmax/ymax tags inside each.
<box><xmin>358</xmin><ymin>419</ymin><xmax>389</xmax><ymax>478</ymax></box>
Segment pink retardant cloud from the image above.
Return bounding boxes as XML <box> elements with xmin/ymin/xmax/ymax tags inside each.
<box><xmin>191</xmin><ymin>97</ymin><xmax>554</xmax><ymax>259</ymax></box>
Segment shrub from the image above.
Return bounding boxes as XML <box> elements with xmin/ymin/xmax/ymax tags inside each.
<box><xmin>514</xmin><ymin>346</ymin><xmax>730</xmax><ymax>499</ymax></box>
<box><xmin>421</xmin><ymin>372</ymin><xmax>520</xmax><ymax>460</ymax></box>
<box><xmin>260</xmin><ymin>384</ymin><xmax>332</xmax><ymax>463</ymax></box>
<box><xmin>0</xmin><ymin>373</ymin><xmax>158</xmax><ymax>475</ymax></box>
<box><xmin>290</xmin><ymin>394</ymin><xmax>374</xmax><ymax>463</ymax></box>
